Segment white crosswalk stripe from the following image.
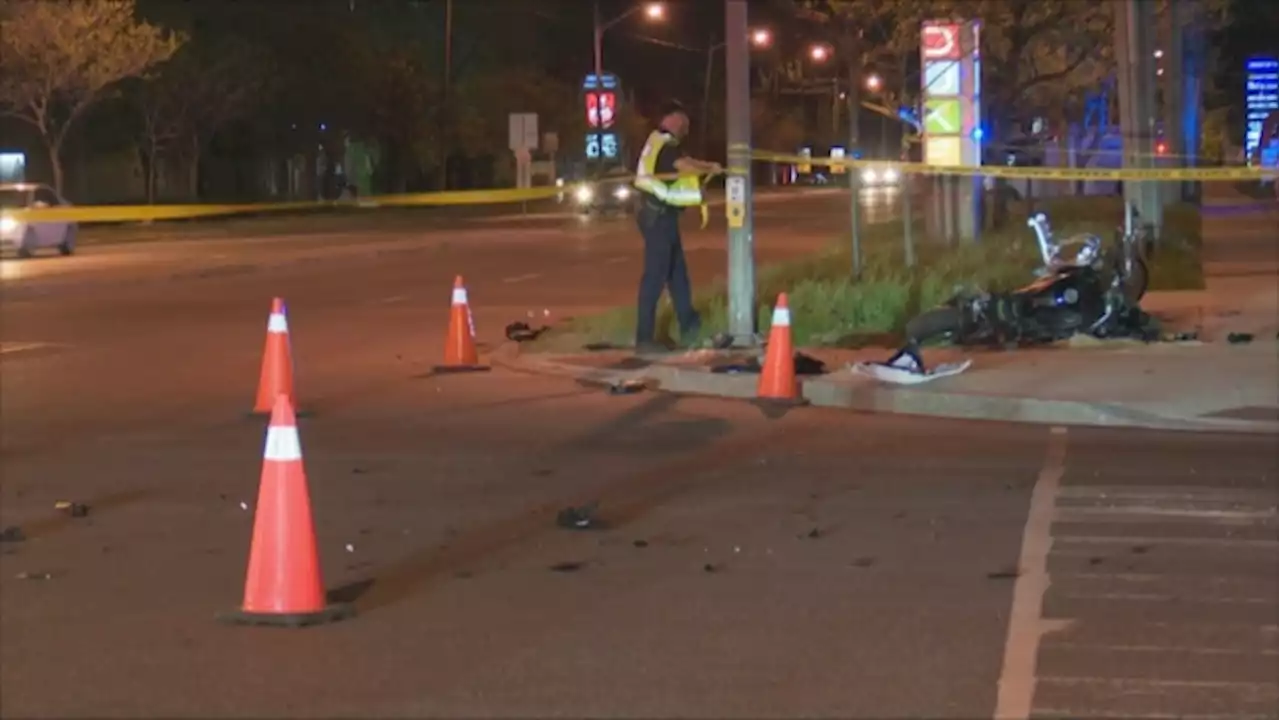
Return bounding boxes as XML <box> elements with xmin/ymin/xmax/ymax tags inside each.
<box><xmin>1031</xmin><ymin>484</ymin><xmax>1278</xmax><ymax>719</ymax></box>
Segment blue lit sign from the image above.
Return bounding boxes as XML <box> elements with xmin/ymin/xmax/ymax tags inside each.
<box><xmin>897</xmin><ymin>106</ymin><xmax>922</xmax><ymax>131</ymax></box>
<box><xmin>586</xmin><ymin>132</ymin><xmax>620</xmax><ymax>160</ymax></box>
<box><xmin>582</xmin><ymin>73</ymin><xmax>620</xmax><ymax>91</ymax></box>
<box><xmin>1244</xmin><ymin>57</ymin><xmax>1278</xmax><ymax>161</ymax></box>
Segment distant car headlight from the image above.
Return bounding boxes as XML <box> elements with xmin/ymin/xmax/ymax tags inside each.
<box><xmin>574</xmin><ymin>185</ymin><xmax>594</xmax><ymax>204</ymax></box>
<box><xmin>860</xmin><ymin>168</ymin><xmax>878</xmax><ymax>184</ymax></box>
<box><xmin>613</xmin><ymin>186</ymin><xmax>631</xmax><ymax>200</ymax></box>
<box><xmin>882</xmin><ymin>168</ymin><xmax>900</xmax><ymax>183</ymax></box>
<box><xmin>555</xmin><ymin>178</ymin><xmax>565</xmax><ymax>188</ymax></box>
<box><xmin>0</xmin><ymin>216</ymin><xmax>17</xmax><ymax>233</ymax></box>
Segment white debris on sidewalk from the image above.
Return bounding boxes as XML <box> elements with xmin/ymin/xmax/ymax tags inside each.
<box><xmin>850</xmin><ymin>347</ymin><xmax>972</xmax><ymax>385</ymax></box>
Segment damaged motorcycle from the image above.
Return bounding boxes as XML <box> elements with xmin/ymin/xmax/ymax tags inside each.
<box><xmin>906</xmin><ymin>208</ymin><xmax>1158</xmax><ymax>348</ymax></box>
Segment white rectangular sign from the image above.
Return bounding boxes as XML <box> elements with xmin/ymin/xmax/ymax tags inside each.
<box><xmin>726</xmin><ymin>176</ymin><xmax>746</xmax><ymax>204</ymax></box>
<box><xmin>508</xmin><ymin>113</ymin><xmax>539</xmax><ymax>151</ymax></box>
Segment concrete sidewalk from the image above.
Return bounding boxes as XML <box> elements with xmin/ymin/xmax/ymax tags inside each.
<box><xmin>502</xmin><ymin>196</ymin><xmax>1277</xmax><ymax>434</ymax></box>
<box><xmin>498</xmin><ymin>339</ymin><xmax>1277</xmax><ymax>434</ymax></box>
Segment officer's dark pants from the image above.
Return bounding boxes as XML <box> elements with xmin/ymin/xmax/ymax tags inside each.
<box><xmin>635</xmin><ymin>198</ymin><xmax>699</xmax><ymax>346</ymax></box>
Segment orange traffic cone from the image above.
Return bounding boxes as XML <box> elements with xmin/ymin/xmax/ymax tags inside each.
<box><xmin>434</xmin><ymin>276</ymin><xmax>489</xmax><ymax>373</ymax></box>
<box><xmin>220</xmin><ymin>394</ymin><xmax>353</xmax><ymax>628</ymax></box>
<box><xmin>251</xmin><ymin>298</ymin><xmax>297</xmax><ymax>416</ymax></box>
<box><xmin>757</xmin><ymin>293</ymin><xmax>805</xmax><ymax>404</ymax></box>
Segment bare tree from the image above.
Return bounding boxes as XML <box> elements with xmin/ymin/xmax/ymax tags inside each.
<box><xmin>131</xmin><ymin>38</ymin><xmax>270</xmax><ymax>201</ymax></box>
<box><xmin>0</xmin><ymin>0</ymin><xmax>181</xmax><ymax>195</ymax></box>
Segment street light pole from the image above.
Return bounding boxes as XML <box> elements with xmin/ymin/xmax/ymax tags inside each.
<box><xmin>725</xmin><ymin>0</ymin><xmax>756</xmax><ymax>346</ymax></box>
<box><xmin>592</xmin><ymin>0</ymin><xmax>604</xmax><ymax>177</ymax></box>
<box><xmin>702</xmin><ymin>35</ymin><xmax>716</xmax><ymax>157</ymax></box>
<box><xmin>592</xmin><ymin>0</ymin><xmax>604</xmax><ymax>86</ymax></box>
<box><xmin>845</xmin><ymin>29</ymin><xmax>863</xmax><ymax>278</ymax></box>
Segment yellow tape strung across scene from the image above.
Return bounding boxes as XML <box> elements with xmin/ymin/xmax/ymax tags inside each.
<box><xmin>5</xmin><ymin>151</ymin><xmax>1273</xmax><ymax>226</ymax></box>
<box><xmin>4</xmin><ymin>187</ymin><xmax>563</xmax><ymax>224</ymax></box>
<box><xmin>750</xmin><ymin>150</ymin><xmax>1279</xmax><ymax>182</ymax></box>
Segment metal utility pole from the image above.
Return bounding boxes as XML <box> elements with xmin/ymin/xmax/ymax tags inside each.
<box><xmin>1115</xmin><ymin>0</ymin><xmax>1163</xmax><ymax>236</ymax></box>
<box><xmin>702</xmin><ymin>34</ymin><xmax>716</xmax><ymax>157</ymax></box>
<box><xmin>724</xmin><ymin>0</ymin><xmax>756</xmax><ymax>345</ymax></box>
<box><xmin>592</xmin><ymin>0</ymin><xmax>604</xmax><ymax>89</ymax></box>
<box><xmin>438</xmin><ymin>0</ymin><xmax>453</xmax><ymax>191</ymax></box>
<box><xmin>845</xmin><ymin>29</ymin><xmax>863</xmax><ymax>278</ymax></box>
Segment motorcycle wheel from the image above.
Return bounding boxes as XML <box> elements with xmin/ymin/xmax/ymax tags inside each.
<box><xmin>1125</xmin><ymin>256</ymin><xmax>1149</xmax><ymax>304</ymax></box>
<box><xmin>905</xmin><ymin>307</ymin><xmax>963</xmax><ymax>345</ymax></box>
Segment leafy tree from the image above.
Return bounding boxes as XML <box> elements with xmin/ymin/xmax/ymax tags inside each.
<box><xmin>793</xmin><ymin>0</ymin><xmax>1232</xmax><ymax>143</ymax></box>
<box><xmin>0</xmin><ymin>0</ymin><xmax>181</xmax><ymax>194</ymax></box>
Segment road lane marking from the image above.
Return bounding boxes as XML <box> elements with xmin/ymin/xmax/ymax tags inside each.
<box><xmin>0</xmin><ymin>342</ymin><xmax>54</xmax><ymax>356</ymax></box>
<box><xmin>995</xmin><ymin>425</ymin><xmax>1068</xmax><ymax>720</ymax></box>
<box><xmin>502</xmin><ymin>272</ymin><xmax>541</xmax><ymax>284</ymax></box>
<box><xmin>1054</xmin><ymin>535</ymin><xmax>1276</xmax><ymax>548</ymax></box>
<box><xmin>1047</xmin><ymin>641</ymin><xmax>1278</xmax><ymax>656</ymax></box>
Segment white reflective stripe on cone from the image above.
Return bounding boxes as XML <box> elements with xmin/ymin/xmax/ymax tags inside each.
<box><xmin>771</xmin><ymin>306</ymin><xmax>791</xmax><ymax>326</ymax></box>
<box><xmin>263</xmin><ymin>425</ymin><xmax>303</xmax><ymax>462</ymax></box>
<box><xmin>451</xmin><ymin>288</ymin><xmax>468</xmax><ymax>305</ymax></box>
<box><xmin>267</xmin><ymin>313</ymin><xmax>289</xmax><ymax>333</ymax></box>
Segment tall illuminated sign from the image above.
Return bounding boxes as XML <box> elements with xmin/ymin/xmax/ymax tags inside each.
<box><xmin>1245</xmin><ymin>57</ymin><xmax>1278</xmax><ymax>163</ymax></box>
<box><xmin>920</xmin><ymin>21</ymin><xmax>980</xmax><ymax>168</ymax></box>
<box><xmin>583</xmin><ymin>73</ymin><xmax>622</xmax><ymax>163</ymax></box>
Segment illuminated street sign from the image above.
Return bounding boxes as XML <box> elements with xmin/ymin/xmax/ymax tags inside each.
<box><xmin>924</xmin><ymin>60</ymin><xmax>960</xmax><ymax>95</ymax></box>
<box><xmin>586</xmin><ymin>132</ymin><xmax>620</xmax><ymax>160</ymax></box>
<box><xmin>921</xmin><ymin>23</ymin><xmax>960</xmax><ymax>61</ymax></box>
<box><xmin>601</xmin><ymin>132</ymin><xmax>619</xmax><ymax>159</ymax></box>
<box><xmin>586</xmin><ymin>91</ymin><xmax>617</xmax><ymax>130</ymax></box>
<box><xmin>924</xmin><ymin>98</ymin><xmax>961</xmax><ymax>134</ymax></box>
<box><xmin>582</xmin><ymin>73</ymin><xmax>624</xmax><ymax>165</ymax></box>
<box><xmin>1245</xmin><ymin>57</ymin><xmax>1278</xmax><ymax>161</ymax></box>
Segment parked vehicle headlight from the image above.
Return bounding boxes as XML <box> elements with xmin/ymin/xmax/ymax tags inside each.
<box><xmin>0</xmin><ymin>216</ymin><xmax>17</xmax><ymax>233</ymax></box>
<box><xmin>860</xmin><ymin>168</ymin><xmax>878</xmax><ymax>184</ymax></box>
<box><xmin>613</xmin><ymin>186</ymin><xmax>631</xmax><ymax>200</ymax></box>
<box><xmin>574</xmin><ymin>185</ymin><xmax>594</xmax><ymax>204</ymax></box>
<box><xmin>881</xmin><ymin>168</ymin><xmax>900</xmax><ymax>183</ymax></box>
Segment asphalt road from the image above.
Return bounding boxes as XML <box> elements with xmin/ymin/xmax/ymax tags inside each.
<box><xmin>1</xmin><ymin>187</ymin><xmax>1275</xmax><ymax>718</ymax></box>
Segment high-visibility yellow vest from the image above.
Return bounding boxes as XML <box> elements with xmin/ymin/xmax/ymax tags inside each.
<box><xmin>633</xmin><ymin>130</ymin><xmax>704</xmax><ymax>207</ymax></box>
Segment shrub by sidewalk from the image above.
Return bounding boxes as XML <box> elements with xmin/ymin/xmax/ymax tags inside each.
<box><xmin>543</xmin><ymin>196</ymin><xmax>1204</xmax><ymax>350</ymax></box>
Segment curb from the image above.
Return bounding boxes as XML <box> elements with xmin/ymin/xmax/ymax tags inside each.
<box><xmin>493</xmin><ymin>344</ymin><xmax>1278</xmax><ymax>435</ymax></box>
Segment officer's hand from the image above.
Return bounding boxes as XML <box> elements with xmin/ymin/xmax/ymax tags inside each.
<box><xmin>706</xmin><ymin>162</ymin><xmax>724</xmax><ymax>175</ymax></box>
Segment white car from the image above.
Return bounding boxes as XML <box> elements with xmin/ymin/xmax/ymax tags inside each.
<box><xmin>0</xmin><ymin>183</ymin><xmax>77</xmax><ymax>258</ymax></box>
<box><xmin>859</xmin><ymin>165</ymin><xmax>901</xmax><ymax>187</ymax></box>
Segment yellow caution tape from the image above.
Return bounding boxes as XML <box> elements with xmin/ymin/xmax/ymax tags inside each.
<box><xmin>5</xmin><ymin>187</ymin><xmax>563</xmax><ymax>224</ymax></box>
<box><xmin>749</xmin><ymin>150</ymin><xmax>1278</xmax><ymax>182</ymax></box>
<box><xmin>7</xmin><ymin>150</ymin><xmax>1270</xmax><ymax>226</ymax></box>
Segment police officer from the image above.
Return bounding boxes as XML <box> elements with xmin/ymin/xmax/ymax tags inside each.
<box><xmin>632</xmin><ymin>100</ymin><xmax>722</xmax><ymax>354</ymax></box>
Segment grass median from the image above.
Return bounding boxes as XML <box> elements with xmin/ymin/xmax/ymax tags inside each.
<box><xmin>537</xmin><ymin>196</ymin><xmax>1204</xmax><ymax>350</ymax></box>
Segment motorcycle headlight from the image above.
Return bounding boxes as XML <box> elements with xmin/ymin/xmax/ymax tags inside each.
<box><xmin>574</xmin><ymin>186</ymin><xmax>594</xmax><ymax>204</ymax></box>
<box><xmin>860</xmin><ymin>169</ymin><xmax>878</xmax><ymax>184</ymax></box>
<box><xmin>613</xmin><ymin>186</ymin><xmax>631</xmax><ymax>200</ymax></box>
<box><xmin>0</xmin><ymin>216</ymin><xmax>16</xmax><ymax>233</ymax></box>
